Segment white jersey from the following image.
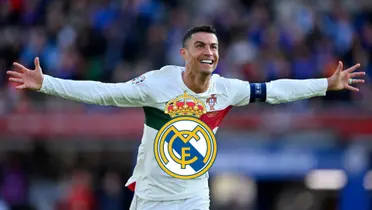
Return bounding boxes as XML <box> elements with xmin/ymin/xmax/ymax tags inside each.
<box><xmin>39</xmin><ymin>65</ymin><xmax>328</xmax><ymax>201</ymax></box>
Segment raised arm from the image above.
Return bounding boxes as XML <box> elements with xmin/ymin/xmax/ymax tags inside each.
<box><xmin>7</xmin><ymin>57</ymin><xmax>150</xmax><ymax>107</ymax></box>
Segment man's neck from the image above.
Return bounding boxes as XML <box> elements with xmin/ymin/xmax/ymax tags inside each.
<box><xmin>182</xmin><ymin>69</ymin><xmax>211</xmax><ymax>94</ymax></box>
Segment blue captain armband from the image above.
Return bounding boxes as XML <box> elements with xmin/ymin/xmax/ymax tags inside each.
<box><xmin>249</xmin><ymin>83</ymin><xmax>267</xmax><ymax>103</ymax></box>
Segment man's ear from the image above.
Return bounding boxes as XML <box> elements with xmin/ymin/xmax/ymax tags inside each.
<box><xmin>180</xmin><ymin>48</ymin><xmax>187</xmax><ymax>59</ymax></box>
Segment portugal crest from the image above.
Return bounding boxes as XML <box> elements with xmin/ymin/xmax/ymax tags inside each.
<box><xmin>206</xmin><ymin>94</ymin><xmax>217</xmax><ymax>111</ymax></box>
<box><xmin>154</xmin><ymin>91</ymin><xmax>217</xmax><ymax>179</ymax></box>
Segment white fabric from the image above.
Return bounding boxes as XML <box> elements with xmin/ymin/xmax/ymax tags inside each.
<box><xmin>266</xmin><ymin>78</ymin><xmax>328</xmax><ymax>104</ymax></box>
<box><xmin>38</xmin><ymin>65</ymin><xmax>328</xmax><ymax>201</ymax></box>
<box><xmin>129</xmin><ymin>194</ymin><xmax>210</xmax><ymax>210</ymax></box>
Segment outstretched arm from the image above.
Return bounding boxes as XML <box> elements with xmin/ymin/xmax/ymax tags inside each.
<box><xmin>229</xmin><ymin>61</ymin><xmax>365</xmax><ymax>106</ymax></box>
<box><xmin>260</xmin><ymin>62</ymin><xmax>365</xmax><ymax>104</ymax></box>
<box><xmin>7</xmin><ymin>57</ymin><xmax>149</xmax><ymax>107</ymax></box>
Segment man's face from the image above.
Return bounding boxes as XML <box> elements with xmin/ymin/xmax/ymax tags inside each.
<box><xmin>181</xmin><ymin>32</ymin><xmax>219</xmax><ymax>74</ymax></box>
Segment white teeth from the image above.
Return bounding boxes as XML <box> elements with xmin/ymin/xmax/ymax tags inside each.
<box><xmin>200</xmin><ymin>60</ymin><xmax>213</xmax><ymax>64</ymax></box>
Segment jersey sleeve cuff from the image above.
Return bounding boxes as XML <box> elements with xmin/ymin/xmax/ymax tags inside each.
<box><xmin>316</xmin><ymin>78</ymin><xmax>328</xmax><ymax>96</ymax></box>
<box><xmin>38</xmin><ymin>74</ymin><xmax>51</xmax><ymax>93</ymax></box>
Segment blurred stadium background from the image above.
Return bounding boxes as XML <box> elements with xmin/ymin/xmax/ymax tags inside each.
<box><xmin>1</xmin><ymin>0</ymin><xmax>372</xmax><ymax>209</ymax></box>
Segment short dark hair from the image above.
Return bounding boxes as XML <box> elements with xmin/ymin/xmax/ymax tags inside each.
<box><xmin>182</xmin><ymin>25</ymin><xmax>217</xmax><ymax>47</ymax></box>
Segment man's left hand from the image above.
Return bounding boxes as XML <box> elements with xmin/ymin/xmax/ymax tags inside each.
<box><xmin>327</xmin><ymin>61</ymin><xmax>365</xmax><ymax>92</ymax></box>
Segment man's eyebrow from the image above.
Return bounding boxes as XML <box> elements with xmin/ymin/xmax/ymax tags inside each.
<box><xmin>194</xmin><ymin>41</ymin><xmax>218</xmax><ymax>45</ymax></box>
<box><xmin>194</xmin><ymin>41</ymin><xmax>205</xmax><ymax>45</ymax></box>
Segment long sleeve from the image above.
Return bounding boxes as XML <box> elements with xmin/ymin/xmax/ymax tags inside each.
<box><xmin>223</xmin><ymin>76</ymin><xmax>328</xmax><ymax>106</ymax></box>
<box><xmin>266</xmin><ymin>78</ymin><xmax>328</xmax><ymax>104</ymax></box>
<box><xmin>38</xmin><ymin>74</ymin><xmax>150</xmax><ymax>107</ymax></box>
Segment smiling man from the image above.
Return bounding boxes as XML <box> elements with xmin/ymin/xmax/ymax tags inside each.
<box><xmin>181</xmin><ymin>27</ymin><xmax>219</xmax><ymax>94</ymax></box>
<box><xmin>6</xmin><ymin>25</ymin><xmax>365</xmax><ymax>210</ymax></box>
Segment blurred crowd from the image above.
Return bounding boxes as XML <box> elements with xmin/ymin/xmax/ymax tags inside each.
<box><xmin>0</xmin><ymin>0</ymin><xmax>372</xmax><ymax>114</ymax></box>
<box><xmin>0</xmin><ymin>143</ymin><xmax>135</xmax><ymax>210</ymax></box>
<box><xmin>1</xmin><ymin>1</ymin><xmax>372</xmax><ymax>210</ymax></box>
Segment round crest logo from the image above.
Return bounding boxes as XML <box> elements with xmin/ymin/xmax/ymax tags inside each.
<box><xmin>154</xmin><ymin>91</ymin><xmax>217</xmax><ymax>179</ymax></box>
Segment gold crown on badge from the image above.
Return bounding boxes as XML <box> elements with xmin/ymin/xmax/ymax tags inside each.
<box><xmin>165</xmin><ymin>91</ymin><xmax>207</xmax><ymax>118</ymax></box>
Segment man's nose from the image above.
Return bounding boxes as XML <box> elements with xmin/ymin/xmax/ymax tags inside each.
<box><xmin>203</xmin><ymin>47</ymin><xmax>213</xmax><ymax>56</ymax></box>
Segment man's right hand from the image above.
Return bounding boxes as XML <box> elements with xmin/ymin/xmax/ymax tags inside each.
<box><xmin>7</xmin><ymin>57</ymin><xmax>44</xmax><ymax>91</ymax></box>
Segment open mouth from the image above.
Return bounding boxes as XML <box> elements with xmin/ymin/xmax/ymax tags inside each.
<box><xmin>200</xmin><ymin>59</ymin><xmax>213</xmax><ymax>65</ymax></box>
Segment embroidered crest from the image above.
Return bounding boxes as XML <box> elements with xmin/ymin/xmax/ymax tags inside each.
<box><xmin>206</xmin><ymin>94</ymin><xmax>217</xmax><ymax>111</ymax></box>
